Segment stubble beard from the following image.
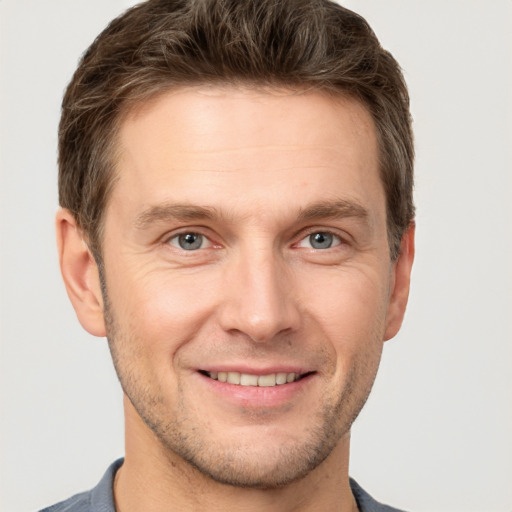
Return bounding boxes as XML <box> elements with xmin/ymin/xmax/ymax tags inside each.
<box><xmin>101</xmin><ymin>284</ymin><xmax>382</xmax><ymax>489</ymax></box>
<box><xmin>151</xmin><ymin>371</ymin><xmax>368</xmax><ymax>489</ymax></box>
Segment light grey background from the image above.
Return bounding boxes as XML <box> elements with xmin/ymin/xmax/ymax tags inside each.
<box><xmin>1</xmin><ymin>1</ymin><xmax>511</xmax><ymax>511</ymax></box>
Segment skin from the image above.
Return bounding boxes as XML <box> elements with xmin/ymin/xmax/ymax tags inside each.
<box><xmin>57</xmin><ymin>86</ymin><xmax>414</xmax><ymax>512</ymax></box>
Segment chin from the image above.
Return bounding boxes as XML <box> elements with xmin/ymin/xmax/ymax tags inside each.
<box><xmin>148</xmin><ymin>404</ymin><xmax>352</xmax><ymax>490</ymax></box>
<box><xmin>164</xmin><ymin>431</ymin><xmax>339</xmax><ymax>489</ymax></box>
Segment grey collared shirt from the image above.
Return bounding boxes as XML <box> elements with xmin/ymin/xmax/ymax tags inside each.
<box><xmin>40</xmin><ymin>459</ymin><xmax>407</xmax><ymax>512</ymax></box>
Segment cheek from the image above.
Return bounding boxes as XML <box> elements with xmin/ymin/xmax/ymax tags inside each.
<box><xmin>300</xmin><ymin>266</ymin><xmax>390</xmax><ymax>362</ymax></box>
<box><xmin>104</xmin><ymin>270</ymin><xmax>221</xmax><ymax>399</ymax></box>
<box><xmin>109</xmin><ymin>267</ymin><xmax>222</xmax><ymax>350</ymax></box>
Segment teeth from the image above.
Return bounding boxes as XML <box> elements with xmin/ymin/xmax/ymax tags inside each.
<box><xmin>206</xmin><ymin>371</ymin><xmax>300</xmax><ymax>387</ymax></box>
<box><xmin>240</xmin><ymin>373</ymin><xmax>258</xmax><ymax>386</ymax></box>
<box><xmin>258</xmin><ymin>374</ymin><xmax>276</xmax><ymax>387</ymax></box>
<box><xmin>227</xmin><ymin>372</ymin><xmax>241</xmax><ymax>384</ymax></box>
<box><xmin>276</xmin><ymin>373</ymin><xmax>287</xmax><ymax>385</ymax></box>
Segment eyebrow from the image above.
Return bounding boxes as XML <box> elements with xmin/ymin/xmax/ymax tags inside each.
<box><xmin>134</xmin><ymin>204</ymin><xmax>218</xmax><ymax>230</ymax></box>
<box><xmin>297</xmin><ymin>199</ymin><xmax>369</xmax><ymax>223</ymax></box>
<box><xmin>134</xmin><ymin>198</ymin><xmax>369</xmax><ymax>230</ymax></box>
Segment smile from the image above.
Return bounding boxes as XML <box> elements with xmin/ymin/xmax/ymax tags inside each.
<box><xmin>200</xmin><ymin>370</ymin><xmax>308</xmax><ymax>387</ymax></box>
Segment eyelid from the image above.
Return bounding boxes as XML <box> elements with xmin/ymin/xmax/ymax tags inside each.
<box><xmin>296</xmin><ymin>230</ymin><xmax>343</xmax><ymax>249</ymax></box>
<box><xmin>163</xmin><ymin>227</ymin><xmax>217</xmax><ymax>249</ymax></box>
<box><xmin>294</xmin><ymin>225</ymin><xmax>349</xmax><ymax>245</ymax></box>
<box><xmin>160</xmin><ymin>226</ymin><xmax>350</xmax><ymax>251</ymax></box>
<box><xmin>168</xmin><ymin>233</ymin><xmax>212</xmax><ymax>250</ymax></box>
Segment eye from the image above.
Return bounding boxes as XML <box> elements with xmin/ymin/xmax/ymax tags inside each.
<box><xmin>298</xmin><ymin>232</ymin><xmax>341</xmax><ymax>250</ymax></box>
<box><xmin>168</xmin><ymin>232</ymin><xmax>210</xmax><ymax>251</ymax></box>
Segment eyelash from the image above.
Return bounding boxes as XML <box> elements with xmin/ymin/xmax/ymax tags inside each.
<box><xmin>166</xmin><ymin>231</ymin><xmax>214</xmax><ymax>251</ymax></box>
<box><xmin>296</xmin><ymin>230</ymin><xmax>343</xmax><ymax>250</ymax></box>
<box><xmin>164</xmin><ymin>228</ymin><xmax>347</xmax><ymax>252</ymax></box>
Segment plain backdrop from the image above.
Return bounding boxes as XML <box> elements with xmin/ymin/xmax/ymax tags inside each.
<box><xmin>1</xmin><ymin>1</ymin><xmax>511</xmax><ymax>511</ymax></box>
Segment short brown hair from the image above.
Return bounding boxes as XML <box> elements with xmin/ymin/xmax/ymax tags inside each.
<box><xmin>59</xmin><ymin>0</ymin><xmax>414</xmax><ymax>260</ymax></box>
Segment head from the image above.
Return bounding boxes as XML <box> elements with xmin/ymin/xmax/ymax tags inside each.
<box><xmin>59</xmin><ymin>0</ymin><xmax>413</xmax><ymax>262</ymax></box>
<box><xmin>57</xmin><ymin>0</ymin><xmax>415</xmax><ymax>492</ymax></box>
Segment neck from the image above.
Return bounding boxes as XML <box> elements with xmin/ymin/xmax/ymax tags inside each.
<box><xmin>114</xmin><ymin>397</ymin><xmax>358</xmax><ymax>512</ymax></box>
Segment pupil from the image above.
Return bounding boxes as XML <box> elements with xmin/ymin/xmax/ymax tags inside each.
<box><xmin>179</xmin><ymin>233</ymin><xmax>202</xmax><ymax>250</ymax></box>
<box><xmin>310</xmin><ymin>232</ymin><xmax>332</xmax><ymax>249</ymax></box>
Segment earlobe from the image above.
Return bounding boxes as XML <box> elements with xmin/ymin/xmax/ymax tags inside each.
<box><xmin>384</xmin><ymin>223</ymin><xmax>415</xmax><ymax>341</ymax></box>
<box><xmin>56</xmin><ymin>208</ymin><xmax>106</xmax><ymax>337</ymax></box>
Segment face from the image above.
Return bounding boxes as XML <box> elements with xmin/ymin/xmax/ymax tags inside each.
<box><xmin>95</xmin><ymin>87</ymin><xmax>410</xmax><ymax>488</ymax></box>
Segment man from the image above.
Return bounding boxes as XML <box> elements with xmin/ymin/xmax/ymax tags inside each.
<box><xmin>45</xmin><ymin>0</ymin><xmax>414</xmax><ymax>510</ymax></box>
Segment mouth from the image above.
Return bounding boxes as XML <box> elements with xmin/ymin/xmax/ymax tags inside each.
<box><xmin>198</xmin><ymin>370</ymin><xmax>312</xmax><ymax>388</ymax></box>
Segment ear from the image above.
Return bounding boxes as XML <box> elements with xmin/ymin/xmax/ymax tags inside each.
<box><xmin>384</xmin><ymin>223</ymin><xmax>415</xmax><ymax>341</ymax></box>
<box><xmin>56</xmin><ymin>208</ymin><xmax>106</xmax><ymax>337</ymax></box>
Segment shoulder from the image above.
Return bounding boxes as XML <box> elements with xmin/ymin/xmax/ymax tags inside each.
<box><xmin>39</xmin><ymin>490</ymin><xmax>91</xmax><ymax>512</ymax></box>
<box><xmin>38</xmin><ymin>459</ymin><xmax>123</xmax><ymax>512</ymax></box>
<box><xmin>350</xmin><ymin>478</ymin><xmax>408</xmax><ymax>512</ymax></box>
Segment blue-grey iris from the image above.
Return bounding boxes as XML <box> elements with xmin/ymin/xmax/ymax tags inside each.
<box><xmin>309</xmin><ymin>232</ymin><xmax>333</xmax><ymax>249</ymax></box>
<box><xmin>178</xmin><ymin>233</ymin><xmax>203</xmax><ymax>250</ymax></box>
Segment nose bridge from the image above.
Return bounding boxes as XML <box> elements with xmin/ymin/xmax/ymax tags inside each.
<box><xmin>219</xmin><ymin>239</ymin><xmax>300</xmax><ymax>342</ymax></box>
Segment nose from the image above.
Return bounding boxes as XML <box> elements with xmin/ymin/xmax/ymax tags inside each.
<box><xmin>217</xmin><ymin>245</ymin><xmax>301</xmax><ymax>343</ymax></box>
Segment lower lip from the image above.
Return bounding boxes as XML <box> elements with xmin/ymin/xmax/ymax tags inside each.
<box><xmin>196</xmin><ymin>372</ymin><xmax>315</xmax><ymax>409</ymax></box>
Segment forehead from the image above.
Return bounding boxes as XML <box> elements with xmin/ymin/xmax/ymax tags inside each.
<box><xmin>120</xmin><ymin>86</ymin><xmax>377</xmax><ymax>165</ymax></box>
<box><xmin>111</xmin><ymin>86</ymin><xmax>382</xmax><ymax>222</ymax></box>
